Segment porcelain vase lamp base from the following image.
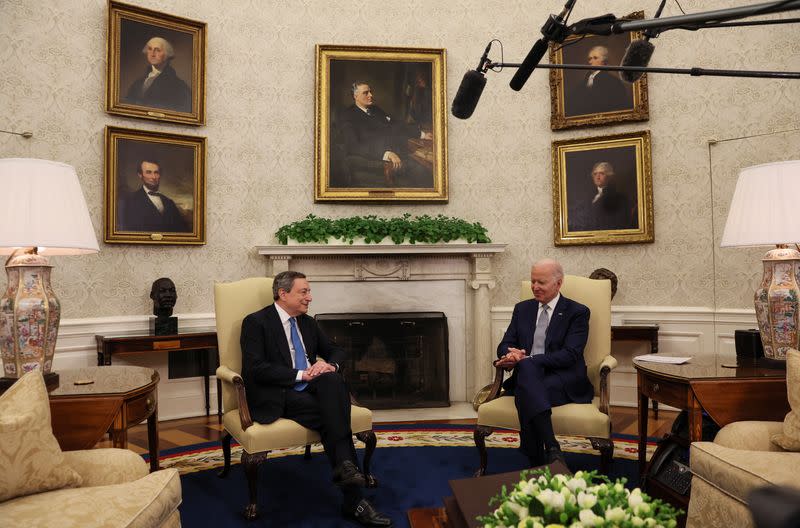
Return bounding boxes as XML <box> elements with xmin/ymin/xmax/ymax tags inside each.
<box><xmin>754</xmin><ymin>246</ymin><xmax>800</xmax><ymax>362</ymax></box>
<box><xmin>0</xmin><ymin>251</ymin><xmax>61</xmax><ymax>386</ymax></box>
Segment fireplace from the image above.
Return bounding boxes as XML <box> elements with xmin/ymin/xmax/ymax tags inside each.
<box><xmin>316</xmin><ymin>312</ymin><xmax>449</xmax><ymax>409</ymax></box>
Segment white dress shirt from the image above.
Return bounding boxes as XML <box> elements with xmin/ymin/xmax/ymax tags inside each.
<box><xmin>274</xmin><ymin>303</ymin><xmax>309</xmax><ymax>381</ymax></box>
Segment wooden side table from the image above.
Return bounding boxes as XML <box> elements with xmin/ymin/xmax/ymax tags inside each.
<box><xmin>49</xmin><ymin>366</ymin><xmax>161</xmax><ymax>472</ymax></box>
<box><xmin>612</xmin><ymin>323</ymin><xmax>660</xmax><ymax>416</ymax></box>
<box><xmin>95</xmin><ymin>328</ymin><xmax>221</xmax><ymax>421</ymax></box>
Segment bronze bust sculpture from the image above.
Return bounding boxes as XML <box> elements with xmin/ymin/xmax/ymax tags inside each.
<box><xmin>150</xmin><ymin>277</ymin><xmax>178</xmax><ymax>334</ymax></box>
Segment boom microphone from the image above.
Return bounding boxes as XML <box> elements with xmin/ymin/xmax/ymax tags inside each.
<box><xmin>509</xmin><ymin>39</ymin><xmax>550</xmax><ymax>91</ymax></box>
<box><xmin>452</xmin><ymin>69</ymin><xmax>487</xmax><ymax>119</ymax></box>
<box><xmin>452</xmin><ymin>42</ymin><xmax>492</xmax><ymax>119</ymax></box>
<box><xmin>620</xmin><ymin>39</ymin><xmax>655</xmax><ymax>83</ymax></box>
<box><xmin>509</xmin><ymin>0</ymin><xmax>577</xmax><ymax>91</ymax></box>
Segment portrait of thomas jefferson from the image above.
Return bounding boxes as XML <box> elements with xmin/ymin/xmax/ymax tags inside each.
<box><xmin>564</xmin><ymin>147</ymin><xmax>639</xmax><ymax>233</ymax></box>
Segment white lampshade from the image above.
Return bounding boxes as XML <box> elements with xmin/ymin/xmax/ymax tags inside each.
<box><xmin>0</xmin><ymin>158</ymin><xmax>99</xmax><ymax>255</ymax></box>
<box><xmin>720</xmin><ymin>160</ymin><xmax>800</xmax><ymax>248</ymax></box>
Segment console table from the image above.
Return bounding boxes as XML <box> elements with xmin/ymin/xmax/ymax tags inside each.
<box><xmin>49</xmin><ymin>366</ymin><xmax>161</xmax><ymax>472</ymax></box>
<box><xmin>95</xmin><ymin>327</ymin><xmax>221</xmax><ymax>421</ymax></box>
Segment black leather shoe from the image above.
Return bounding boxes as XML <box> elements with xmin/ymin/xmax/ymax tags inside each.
<box><xmin>544</xmin><ymin>446</ymin><xmax>566</xmax><ymax>466</ymax></box>
<box><xmin>343</xmin><ymin>498</ymin><xmax>392</xmax><ymax>527</ymax></box>
<box><xmin>333</xmin><ymin>460</ymin><xmax>366</xmax><ymax>487</ymax></box>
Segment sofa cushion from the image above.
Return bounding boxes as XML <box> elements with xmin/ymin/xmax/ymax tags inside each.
<box><xmin>690</xmin><ymin>441</ymin><xmax>800</xmax><ymax>503</ymax></box>
<box><xmin>0</xmin><ymin>466</ymin><xmax>182</xmax><ymax>528</ymax></box>
<box><xmin>0</xmin><ymin>371</ymin><xmax>82</xmax><ymax>502</ymax></box>
<box><xmin>771</xmin><ymin>348</ymin><xmax>800</xmax><ymax>451</ymax></box>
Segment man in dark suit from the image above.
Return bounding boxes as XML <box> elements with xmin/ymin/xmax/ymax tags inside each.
<box><xmin>334</xmin><ymin>81</ymin><xmax>431</xmax><ymax>188</ymax></box>
<box><xmin>117</xmin><ymin>159</ymin><xmax>189</xmax><ymax>233</ymax></box>
<box><xmin>240</xmin><ymin>271</ymin><xmax>391</xmax><ymax>527</ymax></box>
<box><xmin>566</xmin><ymin>45</ymin><xmax>631</xmax><ymax>117</ymax></box>
<box><xmin>123</xmin><ymin>37</ymin><xmax>191</xmax><ymax>113</ymax></box>
<box><xmin>496</xmin><ymin>259</ymin><xmax>594</xmax><ymax>467</ymax></box>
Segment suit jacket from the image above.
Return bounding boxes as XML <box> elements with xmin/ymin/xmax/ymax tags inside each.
<box><xmin>566</xmin><ymin>71</ymin><xmax>631</xmax><ymax>117</ymax></box>
<box><xmin>240</xmin><ymin>304</ymin><xmax>346</xmax><ymax>424</ymax></box>
<box><xmin>124</xmin><ymin>64</ymin><xmax>192</xmax><ymax>113</ymax></box>
<box><xmin>337</xmin><ymin>104</ymin><xmax>409</xmax><ymax>162</ymax></box>
<box><xmin>569</xmin><ymin>185</ymin><xmax>635</xmax><ymax>232</ymax></box>
<box><xmin>498</xmin><ymin>295</ymin><xmax>594</xmax><ymax>403</ymax></box>
<box><xmin>117</xmin><ymin>188</ymin><xmax>189</xmax><ymax>233</ymax></box>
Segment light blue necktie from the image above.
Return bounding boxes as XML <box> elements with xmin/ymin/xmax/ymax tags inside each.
<box><xmin>531</xmin><ymin>305</ymin><xmax>549</xmax><ymax>356</ymax></box>
<box><xmin>289</xmin><ymin>318</ymin><xmax>308</xmax><ymax>391</ymax></box>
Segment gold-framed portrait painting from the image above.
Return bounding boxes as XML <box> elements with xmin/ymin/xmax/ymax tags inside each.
<box><xmin>106</xmin><ymin>0</ymin><xmax>206</xmax><ymax>125</ymax></box>
<box><xmin>104</xmin><ymin>126</ymin><xmax>206</xmax><ymax>245</ymax></box>
<box><xmin>549</xmin><ymin>12</ymin><xmax>649</xmax><ymax>130</ymax></box>
<box><xmin>315</xmin><ymin>45</ymin><xmax>448</xmax><ymax>202</ymax></box>
<box><xmin>552</xmin><ymin>130</ymin><xmax>654</xmax><ymax>246</ymax></box>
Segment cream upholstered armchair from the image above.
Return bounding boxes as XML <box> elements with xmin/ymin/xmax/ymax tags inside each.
<box><xmin>687</xmin><ymin>349</ymin><xmax>800</xmax><ymax>528</ymax></box>
<box><xmin>214</xmin><ymin>277</ymin><xmax>376</xmax><ymax>520</ymax></box>
<box><xmin>0</xmin><ymin>371</ymin><xmax>182</xmax><ymax>528</ymax></box>
<box><xmin>474</xmin><ymin>275</ymin><xmax>617</xmax><ymax>475</ymax></box>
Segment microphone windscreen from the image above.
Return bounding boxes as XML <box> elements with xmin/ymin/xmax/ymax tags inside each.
<box><xmin>620</xmin><ymin>39</ymin><xmax>655</xmax><ymax>83</ymax></box>
<box><xmin>509</xmin><ymin>38</ymin><xmax>549</xmax><ymax>91</ymax></box>
<box><xmin>452</xmin><ymin>69</ymin><xmax>487</xmax><ymax>120</ymax></box>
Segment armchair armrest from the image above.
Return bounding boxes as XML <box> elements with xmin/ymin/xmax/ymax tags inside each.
<box><xmin>216</xmin><ymin>365</ymin><xmax>254</xmax><ymax>431</ymax></box>
<box><xmin>598</xmin><ymin>354</ymin><xmax>617</xmax><ymax>415</ymax></box>
<box><xmin>483</xmin><ymin>360</ymin><xmax>509</xmax><ymax>402</ymax></box>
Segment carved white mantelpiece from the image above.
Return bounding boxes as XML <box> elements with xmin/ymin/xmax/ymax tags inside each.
<box><xmin>256</xmin><ymin>243</ymin><xmax>507</xmax><ymax>403</ymax></box>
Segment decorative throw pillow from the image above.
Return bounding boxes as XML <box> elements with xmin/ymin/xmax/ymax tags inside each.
<box><xmin>0</xmin><ymin>371</ymin><xmax>82</xmax><ymax>502</ymax></box>
<box><xmin>771</xmin><ymin>348</ymin><xmax>800</xmax><ymax>451</ymax></box>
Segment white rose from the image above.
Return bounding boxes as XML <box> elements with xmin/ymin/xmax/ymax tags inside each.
<box><xmin>605</xmin><ymin>506</ymin><xmax>627</xmax><ymax>522</ymax></box>
<box><xmin>566</xmin><ymin>477</ymin><xmax>587</xmax><ymax>493</ymax></box>
<box><xmin>628</xmin><ymin>490</ymin><xmax>644</xmax><ymax>509</ymax></box>
<box><xmin>577</xmin><ymin>491</ymin><xmax>597</xmax><ymax>509</ymax></box>
<box><xmin>507</xmin><ymin>501</ymin><xmax>529</xmax><ymax>519</ymax></box>
<box><xmin>579</xmin><ymin>509</ymin><xmax>601</xmax><ymax>526</ymax></box>
<box><xmin>613</xmin><ymin>483</ymin><xmax>625</xmax><ymax>493</ymax></box>
<box><xmin>631</xmin><ymin>516</ymin><xmax>645</xmax><ymax>527</ymax></box>
<box><xmin>550</xmin><ymin>491</ymin><xmax>566</xmax><ymax>511</ymax></box>
<box><xmin>537</xmin><ymin>489</ymin><xmax>556</xmax><ymax>507</ymax></box>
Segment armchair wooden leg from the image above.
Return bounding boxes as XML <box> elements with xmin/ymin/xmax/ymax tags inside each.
<box><xmin>304</xmin><ymin>445</ymin><xmax>312</xmax><ymax>460</ymax></box>
<box><xmin>356</xmin><ymin>430</ymin><xmax>378</xmax><ymax>488</ymax></box>
<box><xmin>241</xmin><ymin>451</ymin><xmax>269</xmax><ymax>521</ymax></box>
<box><xmin>474</xmin><ymin>425</ymin><xmax>494</xmax><ymax>477</ymax></box>
<box><xmin>590</xmin><ymin>437</ymin><xmax>614</xmax><ymax>475</ymax></box>
<box><xmin>218</xmin><ymin>432</ymin><xmax>232</xmax><ymax>478</ymax></box>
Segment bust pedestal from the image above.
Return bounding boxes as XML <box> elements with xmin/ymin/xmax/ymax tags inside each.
<box><xmin>150</xmin><ymin>316</ymin><xmax>178</xmax><ymax>336</ymax></box>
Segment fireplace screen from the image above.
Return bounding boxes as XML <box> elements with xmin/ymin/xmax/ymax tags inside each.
<box><xmin>315</xmin><ymin>312</ymin><xmax>449</xmax><ymax>409</ymax></box>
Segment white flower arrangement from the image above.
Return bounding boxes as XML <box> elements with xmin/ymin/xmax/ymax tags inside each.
<box><xmin>478</xmin><ymin>468</ymin><xmax>682</xmax><ymax>528</ymax></box>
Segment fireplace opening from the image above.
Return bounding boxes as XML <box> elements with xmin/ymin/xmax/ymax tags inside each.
<box><xmin>315</xmin><ymin>312</ymin><xmax>449</xmax><ymax>409</ymax></box>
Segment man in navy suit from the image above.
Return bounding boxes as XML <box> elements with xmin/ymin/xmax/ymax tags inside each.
<box><xmin>496</xmin><ymin>259</ymin><xmax>594</xmax><ymax>466</ymax></box>
<box><xmin>240</xmin><ymin>271</ymin><xmax>390</xmax><ymax>527</ymax></box>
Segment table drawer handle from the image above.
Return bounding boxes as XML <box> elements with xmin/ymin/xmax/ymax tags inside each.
<box><xmin>651</xmin><ymin>383</ymin><xmax>659</xmax><ymax>393</ymax></box>
<box><xmin>146</xmin><ymin>398</ymin><xmax>155</xmax><ymax>413</ymax></box>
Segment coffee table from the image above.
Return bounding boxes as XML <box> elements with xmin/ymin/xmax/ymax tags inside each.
<box><xmin>49</xmin><ymin>366</ymin><xmax>160</xmax><ymax>472</ymax></box>
<box><xmin>408</xmin><ymin>460</ymin><xmax>570</xmax><ymax>528</ymax></box>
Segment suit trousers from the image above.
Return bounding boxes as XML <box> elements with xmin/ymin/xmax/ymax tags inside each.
<box><xmin>511</xmin><ymin>358</ymin><xmax>569</xmax><ymax>460</ymax></box>
<box><xmin>283</xmin><ymin>372</ymin><xmax>356</xmax><ymax>468</ymax></box>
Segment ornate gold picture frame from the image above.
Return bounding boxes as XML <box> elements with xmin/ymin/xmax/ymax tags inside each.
<box><xmin>315</xmin><ymin>45</ymin><xmax>448</xmax><ymax>202</ymax></box>
<box><xmin>106</xmin><ymin>0</ymin><xmax>206</xmax><ymax>125</ymax></box>
<box><xmin>552</xmin><ymin>131</ymin><xmax>654</xmax><ymax>246</ymax></box>
<box><xmin>104</xmin><ymin>126</ymin><xmax>206</xmax><ymax>245</ymax></box>
<box><xmin>549</xmin><ymin>12</ymin><xmax>649</xmax><ymax>131</ymax></box>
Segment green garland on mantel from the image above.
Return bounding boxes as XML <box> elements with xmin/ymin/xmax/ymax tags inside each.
<box><xmin>275</xmin><ymin>214</ymin><xmax>491</xmax><ymax>245</ymax></box>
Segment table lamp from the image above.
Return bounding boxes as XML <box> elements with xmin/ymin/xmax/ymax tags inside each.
<box><xmin>0</xmin><ymin>158</ymin><xmax>99</xmax><ymax>388</ymax></box>
<box><xmin>720</xmin><ymin>159</ymin><xmax>800</xmax><ymax>363</ymax></box>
